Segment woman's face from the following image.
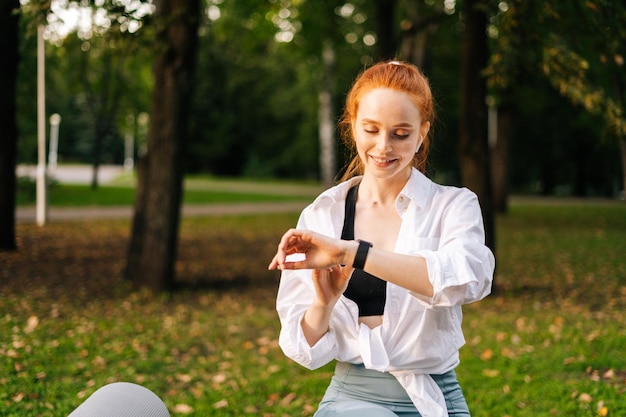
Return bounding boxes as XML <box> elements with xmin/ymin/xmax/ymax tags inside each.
<box><xmin>354</xmin><ymin>88</ymin><xmax>429</xmax><ymax>182</ymax></box>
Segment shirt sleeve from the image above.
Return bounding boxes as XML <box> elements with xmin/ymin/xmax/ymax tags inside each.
<box><xmin>411</xmin><ymin>188</ymin><xmax>495</xmax><ymax>307</ymax></box>
<box><xmin>274</xmin><ymin>210</ymin><xmax>340</xmax><ymax>370</ymax></box>
<box><xmin>276</xmin><ymin>269</ymin><xmax>339</xmax><ymax>370</ymax></box>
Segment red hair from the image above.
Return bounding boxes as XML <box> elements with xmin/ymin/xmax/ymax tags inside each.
<box><xmin>338</xmin><ymin>60</ymin><xmax>435</xmax><ymax>181</ymax></box>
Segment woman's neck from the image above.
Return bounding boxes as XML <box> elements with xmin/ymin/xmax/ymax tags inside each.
<box><xmin>358</xmin><ymin>169</ymin><xmax>412</xmax><ymax>206</ymax></box>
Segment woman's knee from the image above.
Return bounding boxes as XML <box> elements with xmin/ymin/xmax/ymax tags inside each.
<box><xmin>68</xmin><ymin>382</ymin><xmax>169</xmax><ymax>417</ymax></box>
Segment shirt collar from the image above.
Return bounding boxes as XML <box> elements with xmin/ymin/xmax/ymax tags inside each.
<box><xmin>399</xmin><ymin>168</ymin><xmax>433</xmax><ymax>209</ymax></box>
<box><xmin>310</xmin><ymin>168</ymin><xmax>433</xmax><ymax>210</ymax></box>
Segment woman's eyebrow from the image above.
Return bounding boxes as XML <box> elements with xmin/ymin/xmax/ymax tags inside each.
<box><xmin>359</xmin><ymin>118</ymin><xmax>414</xmax><ymax>127</ymax></box>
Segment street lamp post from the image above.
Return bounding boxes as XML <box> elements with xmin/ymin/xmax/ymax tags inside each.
<box><xmin>124</xmin><ymin>114</ymin><xmax>135</xmax><ymax>171</ymax></box>
<box><xmin>48</xmin><ymin>113</ymin><xmax>62</xmax><ymax>173</ymax></box>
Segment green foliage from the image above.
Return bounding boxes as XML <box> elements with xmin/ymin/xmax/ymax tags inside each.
<box><xmin>186</xmin><ymin>0</ymin><xmax>377</xmax><ymax>179</ymax></box>
<box><xmin>16</xmin><ymin>0</ymin><xmax>154</xmax><ymax>167</ymax></box>
<box><xmin>13</xmin><ymin>0</ymin><xmax>624</xmax><ymax>193</ymax></box>
<box><xmin>486</xmin><ymin>1</ymin><xmax>626</xmax><ymax>140</ymax></box>
<box><xmin>1</xmin><ymin>201</ymin><xmax>625</xmax><ymax>416</ymax></box>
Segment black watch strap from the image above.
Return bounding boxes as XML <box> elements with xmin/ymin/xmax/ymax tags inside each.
<box><xmin>353</xmin><ymin>239</ymin><xmax>373</xmax><ymax>269</ymax></box>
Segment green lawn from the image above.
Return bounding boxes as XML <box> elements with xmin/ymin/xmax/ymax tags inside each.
<box><xmin>16</xmin><ymin>175</ymin><xmax>323</xmax><ymax>207</ymax></box>
<box><xmin>1</xmin><ymin>200</ymin><xmax>625</xmax><ymax>416</ymax></box>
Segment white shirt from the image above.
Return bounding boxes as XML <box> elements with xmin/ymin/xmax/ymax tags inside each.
<box><xmin>276</xmin><ymin>168</ymin><xmax>495</xmax><ymax>417</ymax></box>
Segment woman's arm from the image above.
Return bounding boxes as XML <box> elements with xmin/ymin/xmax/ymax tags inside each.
<box><xmin>269</xmin><ymin>229</ymin><xmax>434</xmax><ymax>298</ymax></box>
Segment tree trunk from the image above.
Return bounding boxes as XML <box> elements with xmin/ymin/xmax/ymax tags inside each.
<box><xmin>401</xmin><ymin>29</ymin><xmax>427</xmax><ymax>68</ymax></box>
<box><xmin>619</xmin><ymin>138</ymin><xmax>626</xmax><ymax>200</ymax></box>
<box><xmin>0</xmin><ymin>0</ymin><xmax>20</xmax><ymax>251</ymax></box>
<box><xmin>492</xmin><ymin>101</ymin><xmax>514</xmax><ymax>213</ymax></box>
<box><xmin>126</xmin><ymin>155</ymin><xmax>149</xmax><ymax>280</ymax></box>
<box><xmin>91</xmin><ymin>132</ymin><xmax>101</xmax><ymax>190</ymax></box>
<box><xmin>125</xmin><ymin>0</ymin><xmax>200</xmax><ymax>292</ymax></box>
<box><xmin>373</xmin><ymin>0</ymin><xmax>398</xmax><ymax>60</ymax></box>
<box><xmin>319</xmin><ymin>40</ymin><xmax>336</xmax><ymax>187</ymax></box>
<box><xmin>459</xmin><ymin>0</ymin><xmax>495</xmax><ymax>251</ymax></box>
<box><xmin>398</xmin><ymin>2</ymin><xmax>448</xmax><ymax>68</ymax></box>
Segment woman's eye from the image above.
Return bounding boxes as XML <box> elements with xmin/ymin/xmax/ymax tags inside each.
<box><xmin>394</xmin><ymin>132</ymin><xmax>410</xmax><ymax>139</ymax></box>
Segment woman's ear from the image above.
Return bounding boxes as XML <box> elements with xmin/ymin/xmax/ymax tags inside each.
<box><xmin>420</xmin><ymin>121</ymin><xmax>431</xmax><ymax>142</ymax></box>
<box><xmin>415</xmin><ymin>121</ymin><xmax>430</xmax><ymax>153</ymax></box>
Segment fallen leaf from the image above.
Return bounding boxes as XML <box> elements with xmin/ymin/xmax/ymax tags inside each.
<box><xmin>267</xmin><ymin>364</ymin><xmax>280</xmax><ymax>374</ymax></box>
<box><xmin>25</xmin><ymin>316</ymin><xmax>39</xmax><ymax>333</ymax></box>
<box><xmin>175</xmin><ymin>373</ymin><xmax>192</xmax><ymax>383</ymax></box>
<box><xmin>501</xmin><ymin>347</ymin><xmax>516</xmax><ymax>359</ymax></box>
<box><xmin>602</xmin><ymin>369</ymin><xmax>615</xmax><ymax>379</ymax></box>
<box><xmin>579</xmin><ymin>393</ymin><xmax>593</xmax><ymax>402</ymax></box>
<box><xmin>213</xmin><ymin>399</ymin><xmax>228</xmax><ymax>409</ymax></box>
<box><xmin>280</xmin><ymin>392</ymin><xmax>297</xmax><ymax>407</ymax></box>
<box><xmin>482</xmin><ymin>369</ymin><xmax>500</xmax><ymax>377</ymax></box>
<box><xmin>480</xmin><ymin>348</ymin><xmax>493</xmax><ymax>361</ymax></box>
<box><xmin>212</xmin><ymin>373</ymin><xmax>227</xmax><ymax>384</ymax></box>
<box><xmin>173</xmin><ymin>403</ymin><xmax>194</xmax><ymax>414</ymax></box>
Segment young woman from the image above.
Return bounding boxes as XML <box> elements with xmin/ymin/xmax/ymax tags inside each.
<box><xmin>269</xmin><ymin>60</ymin><xmax>495</xmax><ymax>417</ymax></box>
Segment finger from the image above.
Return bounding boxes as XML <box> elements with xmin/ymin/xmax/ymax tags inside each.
<box><xmin>268</xmin><ymin>254</ymin><xmax>280</xmax><ymax>270</ymax></box>
<box><xmin>278</xmin><ymin>229</ymin><xmax>300</xmax><ymax>247</ymax></box>
<box><xmin>274</xmin><ymin>231</ymin><xmax>299</xmax><ymax>262</ymax></box>
<box><xmin>277</xmin><ymin>259</ymin><xmax>311</xmax><ymax>271</ymax></box>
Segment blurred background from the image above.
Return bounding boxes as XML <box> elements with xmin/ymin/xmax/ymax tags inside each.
<box><xmin>11</xmin><ymin>0</ymin><xmax>625</xmax><ymax>198</ymax></box>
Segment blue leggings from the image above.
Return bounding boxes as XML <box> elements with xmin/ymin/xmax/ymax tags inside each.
<box><xmin>314</xmin><ymin>362</ymin><xmax>470</xmax><ymax>417</ymax></box>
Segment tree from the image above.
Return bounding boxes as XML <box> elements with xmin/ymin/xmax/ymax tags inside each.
<box><xmin>372</xmin><ymin>0</ymin><xmax>397</xmax><ymax>59</ymax></box>
<box><xmin>541</xmin><ymin>1</ymin><xmax>626</xmax><ymax>196</ymax></box>
<box><xmin>459</xmin><ymin>0</ymin><xmax>495</xmax><ymax>251</ymax></box>
<box><xmin>125</xmin><ymin>0</ymin><xmax>200</xmax><ymax>292</ymax></box>
<box><xmin>44</xmin><ymin>26</ymin><xmax>153</xmax><ymax>174</ymax></box>
<box><xmin>296</xmin><ymin>0</ymin><xmax>354</xmax><ymax>186</ymax></box>
<box><xmin>0</xmin><ymin>0</ymin><xmax>20</xmax><ymax>250</ymax></box>
<box><xmin>486</xmin><ymin>1</ymin><xmax>625</xmax><ymax>207</ymax></box>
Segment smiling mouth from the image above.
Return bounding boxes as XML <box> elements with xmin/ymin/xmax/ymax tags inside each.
<box><xmin>370</xmin><ymin>155</ymin><xmax>397</xmax><ymax>166</ymax></box>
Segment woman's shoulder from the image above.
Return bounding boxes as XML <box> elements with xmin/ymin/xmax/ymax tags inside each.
<box><xmin>404</xmin><ymin>169</ymin><xmax>476</xmax><ymax>207</ymax></box>
<box><xmin>406</xmin><ymin>170</ymin><xmax>480</xmax><ymax>213</ymax></box>
<box><xmin>296</xmin><ymin>178</ymin><xmax>361</xmax><ymax>232</ymax></box>
<box><xmin>307</xmin><ymin>177</ymin><xmax>362</xmax><ymax>209</ymax></box>
<box><xmin>432</xmin><ymin>182</ymin><xmax>478</xmax><ymax>200</ymax></box>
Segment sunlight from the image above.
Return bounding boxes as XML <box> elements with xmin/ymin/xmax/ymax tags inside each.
<box><xmin>207</xmin><ymin>5</ymin><xmax>221</xmax><ymax>21</ymax></box>
<box><xmin>38</xmin><ymin>0</ymin><xmax>154</xmax><ymax>42</ymax></box>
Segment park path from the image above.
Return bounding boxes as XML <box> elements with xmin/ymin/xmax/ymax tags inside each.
<box><xmin>16</xmin><ymin>164</ymin><xmax>318</xmax><ymax>223</ymax></box>
<box><xmin>15</xmin><ymin>201</ymin><xmax>309</xmax><ymax>223</ymax></box>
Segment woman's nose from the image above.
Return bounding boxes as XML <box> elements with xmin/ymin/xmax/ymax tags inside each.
<box><xmin>376</xmin><ymin>134</ymin><xmax>392</xmax><ymax>152</ymax></box>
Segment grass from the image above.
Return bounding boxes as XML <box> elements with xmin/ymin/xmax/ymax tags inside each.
<box><xmin>1</xmin><ymin>199</ymin><xmax>625</xmax><ymax>416</ymax></box>
<box><xmin>15</xmin><ymin>175</ymin><xmax>323</xmax><ymax>207</ymax></box>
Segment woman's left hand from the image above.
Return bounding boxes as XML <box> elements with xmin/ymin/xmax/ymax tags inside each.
<box><xmin>268</xmin><ymin>229</ymin><xmax>354</xmax><ymax>271</ymax></box>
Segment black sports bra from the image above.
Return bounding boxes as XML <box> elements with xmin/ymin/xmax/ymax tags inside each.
<box><xmin>341</xmin><ymin>184</ymin><xmax>387</xmax><ymax>317</ymax></box>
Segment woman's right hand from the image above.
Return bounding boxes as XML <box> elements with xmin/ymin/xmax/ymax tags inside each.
<box><xmin>301</xmin><ymin>265</ymin><xmax>352</xmax><ymax>346</ymax></box>
<box><xmin>310</xmin><ymin>265</ymin><xmax>352</xmax><ymax>308</ymax></box>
